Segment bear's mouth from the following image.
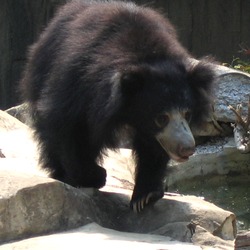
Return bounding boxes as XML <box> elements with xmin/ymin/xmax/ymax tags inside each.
<box><xmin>156</xmin><ymin>137</ymin><xmax>192</xmax><ymax>163</ymax></box>
<box><xmin>167</xmin><ymin>151</ymin><xmax>190</xmax><ymax>163</ymax></box>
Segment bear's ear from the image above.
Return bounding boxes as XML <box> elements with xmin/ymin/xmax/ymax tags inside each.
<box><xmin>187</xmin><ymin>60</ymin><xmax>217</xmax><ymax>125</ymax></box>
<box><xmin>119</xmin><ymin>67</ymin><xmax>146</xmax><ymax>96</ymax></box>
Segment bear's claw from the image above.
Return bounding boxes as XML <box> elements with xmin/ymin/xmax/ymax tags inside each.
<box><xmin>130</xmin><ymin>190</ymin><xmax>164</xmax><ymax>213</ymax></box>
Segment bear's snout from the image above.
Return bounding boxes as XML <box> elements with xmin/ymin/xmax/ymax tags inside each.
<box><xmin>177</xmin><ymin>144</ymin><xmax>195</xmax><ymax>159</ymax></box>
<box><xmin>155</xmin><ymin>110</ymin><xmax>195</xmax><ymax>162</ymax></box>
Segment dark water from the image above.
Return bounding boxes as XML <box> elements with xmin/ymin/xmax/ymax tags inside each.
<box><xmin>169</xmin><ymin>175</ymin><xmax>250</xmax><ymax>230</ymax></box>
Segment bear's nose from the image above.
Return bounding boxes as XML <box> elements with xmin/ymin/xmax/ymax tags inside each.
<box><xmin>178</xmin><ymin>145</ymin><xmax>195</xmax><ymax>158</ymax></box>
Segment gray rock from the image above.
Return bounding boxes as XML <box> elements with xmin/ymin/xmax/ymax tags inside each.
<box><xmin>0</xmin><ymin>167</ymin><xmax>101</xmax><ymax>243</ymax></box>
<box><xmin>0</xmin><ymin>164</ymin><xmax>236</xmax><ymax>249</ymax></box>
<box><xmin>189</xmin><ymin>60</ymin><xmax>250</xmax><ymax>137</ymax></box>
<box><xmin>167</xmin><ymin>137</ymin><xmax>250</xmax><ymax>186</ymax></box>
<box><xmin>0</xmin><ymin>223</ymin><xmax>201</xmax><ymax>250</ymax></box>
<box><xmin>5</xmin><ymin>103</ymin><xmax>32</xmax><ymax>126</ymax></box>
<box><xmin>214</xmin><ymin>72</ymin><xmax>250</xmax><ymax>123</ymax></box>
<box><xmin>0</xmin><ymin>111</ymin><xmax>236</xmax><ymax>249</ymax></box>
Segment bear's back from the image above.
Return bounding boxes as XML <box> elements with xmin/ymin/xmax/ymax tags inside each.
<box><xmin>55</xmin><ymin>0</ymin><xmax>188</xmax><ymax>63</ymax></box>
<box><xmin>21</xmin><ymin>0</ymin><xmax>189</xmax><ymax>107</ymax></box>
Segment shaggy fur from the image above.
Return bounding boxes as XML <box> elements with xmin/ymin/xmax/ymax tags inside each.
<box><xmin>20</xmin><ymin>1</ymin><xmax>215</xmax><ymax>211</ymax></box>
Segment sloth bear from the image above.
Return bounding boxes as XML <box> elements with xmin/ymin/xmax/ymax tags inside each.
<box><xmin>21</xmin><ymin>1</ymin><xmax>215</xmax><ymax>212</ymax></box>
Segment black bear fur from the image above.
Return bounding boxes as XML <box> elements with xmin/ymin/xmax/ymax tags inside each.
<box><xmin>20</xmin><ymin>1</ymin><xmax>215</xmax><ymax>212</ymax></box>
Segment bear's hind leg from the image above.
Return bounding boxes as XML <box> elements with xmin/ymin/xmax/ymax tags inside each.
<box><xmin>38</xmin><ymin>125</ymin><xmax>106</xmax><ymax>189</ymax></box>
<box><xmin>58</xmin><ymin>139</ymin><xmax>107</xmax><ymax>188</ymax></box>
<box><xmin>62</xmin><ymin>159</ymin><xmax>107</xmax><ymax>188</ymax></box>
<box><xmin>67</xmin><ymin>137</ymin><xmax>107</xmax><ymax>188</ymax></box>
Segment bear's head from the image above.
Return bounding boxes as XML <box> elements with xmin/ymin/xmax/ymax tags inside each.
<box><xmin>118</xmin><ymin>59</ymin><xmax>215</xmax><ymax>162</ymax></box>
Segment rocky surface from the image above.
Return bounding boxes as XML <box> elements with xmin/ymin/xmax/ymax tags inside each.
<box><xmin>167</xmin><ymin>137</ymin><xmax>250</xmax><ymax>186</ymax></box>
<box><xmin>235</xmin><ymin>230</ymin><xmax>250</xmax><ymax>250</ymax></box>
<box><xmin>0</xmin><ymin>110</ymin><xmax>237</xmax><ymax>249</ymax></box>
<box><xmin>215</xmin><ymin>72</ymin><xmax>250</xmax><ymax>123</ymax></box>
<box><xmin>213</xmin><ymin>67</ymin><xmax>250</xmax><ymax>123</ymax></box>
<box><xmin>1</xmin><ymin>223</ymin><xmax>201</xmax><ymax>250</ymax></box>
<box><xmin>191</xmin><ymin>61</ymin><xmax>250</xmax><ymax>137</ymax></box>
<box><xmin>0</xmin><ymin>158</ymin><xmax>236</xmax><ymax>249</ymax></box>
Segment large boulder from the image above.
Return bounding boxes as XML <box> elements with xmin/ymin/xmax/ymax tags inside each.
<box><xmin>214</xmin><ymin>72</ymin><xmax>250</xmax><ymax>123</ymax></box>
<box><xmin>0</xmin><ymin>110</ymin><xmax>37</xmax><ymax>161</ymax></box>
<box><xmin>0</xmin><ymin>162</ymin><xmax>236</xmax><ymax>249</ymax></box>
<box><xmin>0</xmin><ymin>110</ymin><xmax>236</xmax><ymax>249</ymax></box>
<box><xmin>190</xmin><ymin>61</ymin><xmax>250</xmax><ymax>137</ymax></box>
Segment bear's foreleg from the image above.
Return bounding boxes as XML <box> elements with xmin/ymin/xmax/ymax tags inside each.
<box><xmin>131</xmin><ymin>136</ymin><xmax>169</xmax><ymax>212</ymax></box>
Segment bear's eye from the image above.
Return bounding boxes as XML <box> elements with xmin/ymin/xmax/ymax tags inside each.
<box><xmin>184</xmin><ymin>111</ymin><xmax>192</xmax><ymax>122</ymax></box>
<box><xmin>155</xmin><ymin>114</ymin><xmax>169</xmax><ymax>128</ymax></box>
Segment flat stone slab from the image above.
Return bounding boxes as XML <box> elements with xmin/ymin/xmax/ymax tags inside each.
<box><xmin>0</xmin><ymin>162</ymin><xmax>235</xmax><ymax>249</ymax></box>
<box><xmin>0</xmin><ymin>223</ymin><xmax>202</xmax><ymax>250</ymax></box>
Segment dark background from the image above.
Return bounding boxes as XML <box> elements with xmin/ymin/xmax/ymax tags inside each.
<box><xmin>1</xmin><ymin>0</ymin><xmax>250</xmax><ymax>109</ymax></box>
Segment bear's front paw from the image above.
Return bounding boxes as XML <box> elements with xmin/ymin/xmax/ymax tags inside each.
<box><xmin>130</xmin><ymin>190</ymin><xmax>164</xmax><ymax>213</ymax></box>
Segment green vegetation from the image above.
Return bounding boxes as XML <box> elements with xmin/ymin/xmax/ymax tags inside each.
<box><xmin>223</xmin><ymin>57</ymin><xmax>250</xmax><ymax>74</ymax></box>
<box><xmin>223</xmin><ymin>44</ymin><xmax>250</xmax><ymax>73</ymax></box>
